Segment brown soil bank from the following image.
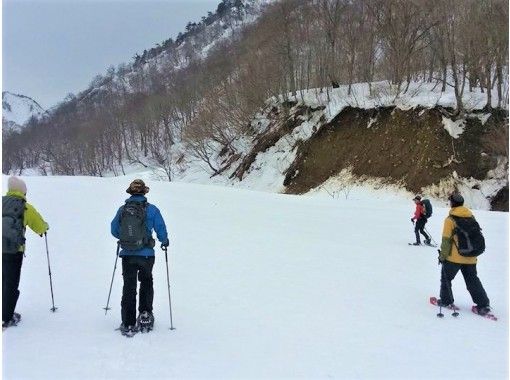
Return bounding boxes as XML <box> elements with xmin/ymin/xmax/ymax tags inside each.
<box><xmin>491</xmin><ymin>186</ymin><xmax>509</xmax><ymax>212</ymax></box>
<box><xmin>282</xmin><ymin>106</ymin><xmax>508</xmax><ymax>210</ymax></box>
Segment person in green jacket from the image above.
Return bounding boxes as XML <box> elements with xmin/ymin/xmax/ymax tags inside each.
<box><xmin>2</xmin><ymin>176</ymin><xmax>49</xmax><ymax>328</ymax></box>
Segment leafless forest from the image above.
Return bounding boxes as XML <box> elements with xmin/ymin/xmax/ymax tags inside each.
<box><xmin>3</xmin><ymin>0</ymin><xmax>508</xmax><ymax>177</ymax></box>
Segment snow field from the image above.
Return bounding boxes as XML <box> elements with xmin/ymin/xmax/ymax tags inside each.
<box><xmin>2</xmin><ymin>175</ymin><xmax>508</xmax><ymax>379</ymax></box>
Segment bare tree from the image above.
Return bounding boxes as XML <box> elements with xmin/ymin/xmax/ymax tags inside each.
<box><xmin>315</xmin><ymin>0</ymin><xmax>347</xmax><ymax>88</ymax></box>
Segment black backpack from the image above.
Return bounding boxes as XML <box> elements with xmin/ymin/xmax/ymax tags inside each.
<box><xmin>451</xmin><ymin>215</ymin><xmax>485</xmax><ymax>257</ymax></box>
<box><xmin>422</xmin><ymin>199</ymin><xmax>433</xmax><ymax>218</ymax></box>
<box><xmin>119</xmin><ymin>201</ymin><xmax>151</xmax><ymax>250</ymax></box>
<box><xmin>2</xmin><ymin>196</ymin><xmax>26</xmax><ymax>254</ymax></box>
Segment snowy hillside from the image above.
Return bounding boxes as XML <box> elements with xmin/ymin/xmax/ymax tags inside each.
<box><xmin>2</xmin><ymin>91</ymin><xmax>46</xmax><ymax>131</ymax></box>
<box><xmin>2</xmin><ymin>175</ymin><xmax>508</xmax><ymax>379</ymax></box>
<box><xmin>140</xmin><ymin>79</ymin><xmax>507</xmax><ymax>211</ymax></box>
<box><xmin>79</xmin><ymin>0</ymin><xmax>274</xmax><ymax>102</ymax></box>
<box><xmin>8</xmin><ymin>77</ymin><xmax>508</xmax><ymax>212</ymax></box>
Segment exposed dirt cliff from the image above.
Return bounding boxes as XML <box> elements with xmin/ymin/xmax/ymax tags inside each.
<box><xmin>230</xmin><ymin>102</ymin><xmax>508</xmax><ymax>210</ymax></box>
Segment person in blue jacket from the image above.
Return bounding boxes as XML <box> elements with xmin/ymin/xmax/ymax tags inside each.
<box><xmin>111</xmin><ymin>179</ymin><xmax>168</xmax><ymax>335</ymax></box>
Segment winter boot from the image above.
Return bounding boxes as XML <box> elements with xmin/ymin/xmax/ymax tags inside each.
<box><xmin>137</xmin><ymin>311</ymin><xmax>154</xmax><ymax>332</ymax></box>
<box><xmin>475</xmin><ymin>305</ymin><xmax>491</xmax><ymax>316</ymax></box>
<box><xmin>411</xmin><ymin>242</ymin><xmax>421</xmax><ymax>246</ymax></box>
<box><xmin>424</xmin><ymin>238</ymin><xmax>431</xmax><ymax>245</ymax></box>
<box><xmin>436</xmin><ymin>299</ymin><xmax>452</xmax><ymax>307</ymax></box>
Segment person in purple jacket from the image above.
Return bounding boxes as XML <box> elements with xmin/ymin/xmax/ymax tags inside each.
<box><xmin>111</xmin><ymin>179</ymin><xmax>168</xmax><ymax>335</ymax></box>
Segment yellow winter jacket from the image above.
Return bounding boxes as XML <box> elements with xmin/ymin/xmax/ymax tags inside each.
<box><xmin>5</xmin><ymin>190</ymin><xmax>49</xmax><ymax>253</ymax></box>
<box><xmin>439</xmin><ymin>206</ymin><xmax>477</xmax><ymax>264</ymax></box>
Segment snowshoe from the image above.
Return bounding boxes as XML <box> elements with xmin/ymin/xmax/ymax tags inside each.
<box><xmin>12</xmin><ymin>312</ymin><xmax>21</xmax><ymax>324</ymax></box>
<box><xmin>429</xmin><ymin>297</ymin><xmax>459</xmax><ymax>310</ymax></box>
<box><xmin>471</xmin><ymin>305</ymin><xmax>497</xmax><ymax>321</ymax></box>
<box><xmin>2</xmin><ymin>312</ymin><xmax>21</xmax><ymax>330</ymax></box>
<box><xmin>137</xmin><ymin>311</ymin><xmax>154</xmax><ymax>333</ymax></box>
<box><xmin>423</xmin><ymin>240</ymin><xmax>437</xmax><ymax>247</ymax></box>
<box><xmin>119</xmin><ymin>324</ymin><xmax>138</xmax><ymax>338</ymax></box>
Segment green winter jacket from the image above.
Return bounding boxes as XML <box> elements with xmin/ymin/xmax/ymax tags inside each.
<box><xmin>5</xmin><ymin>190</ymin><xmax>49</xmax><ymax>253</ymax></box>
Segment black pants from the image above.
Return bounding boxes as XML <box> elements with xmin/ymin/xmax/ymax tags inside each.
<box><xmin>414</xmin><ymin>217</ymin><xmax>430</xmax><ymax>243</ymax></box>
<box><xmin>440</xmin><ymin>261</ymin><xmax>490</xmax><ymax>307</ymax></box>
<box><xmin>3</xmin><ymin>254</ymin><xmax>23</xmax><ymax>323</ymax></box>
<box><xmin>121</xmin><ymin>255</ymin><xmax>155</xmax><ymax>326</ymax></box>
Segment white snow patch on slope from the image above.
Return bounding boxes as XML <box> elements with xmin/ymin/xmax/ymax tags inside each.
<box><xmin>2</xmin><ymin>92</ymin><xmax>46</xmax><ymax>127</ymax></box>
<box><xmin>442</xmin><ymin>116</ymin><xmax>466</xmax><ymax>138</ymax></box>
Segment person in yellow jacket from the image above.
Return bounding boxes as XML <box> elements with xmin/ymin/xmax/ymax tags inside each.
<box><xmin>2</xmin><ymin>176</ymin><xmax>49</xmax><ymax>328</ymax></box>
<box><xmin>436</xmin><ymin>192</ymin><xmax>490</xmax><ymax>315</ymax></box>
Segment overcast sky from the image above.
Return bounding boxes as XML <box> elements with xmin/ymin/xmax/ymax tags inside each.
<box><xmin>2</xmin><ymin>0</ymin><xmax>219</xmax><ymax>109</ymax></box>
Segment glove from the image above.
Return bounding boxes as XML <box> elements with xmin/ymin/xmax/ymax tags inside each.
<box><xmin>411</xmin><ymin>218</ymin><xmax>415</xmax><ymax>224</ymax></box>
<box><xmin>161</xmin><ymin>239</ymin><xmax>169</xmax><ymax>249</ymax></box>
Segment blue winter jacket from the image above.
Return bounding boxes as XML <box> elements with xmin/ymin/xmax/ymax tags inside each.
<box><xmin>111</xmin><ymin>195</ymin><xmax>168</xmax><ymax>257</ymax></box>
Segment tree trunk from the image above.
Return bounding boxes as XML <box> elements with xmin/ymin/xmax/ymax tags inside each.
<box><xmin>460</xmin><ymin>61</ymin><xmax>467</xmax><ymax>97</ymax></box>
<box><xmin>449</xmin><ymin>54</ymin><xmax>463</xmax><ymax>115</ymax></box>
<box><xmin>485</xmin><ymin>62</ymin><xmax>493</xmax><ymax>110</ymax></box>
<box><xmin>496</xmin><ymin>59</ymin><xmax>503</xmax><ymax>109</ymax></box>
<box><xmin>441</xmin><ymin>64</ymin><xmax>447</xmax><ymax>92</ymax></box>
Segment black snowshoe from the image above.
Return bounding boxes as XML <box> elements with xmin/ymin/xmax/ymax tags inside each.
<box><xmin>423</xmin><ymin>239</ymin><xmax>437</xmax><ymax>247</ymax></box>
<box><xmin>137</xmin><ymin>311</ymin><xmax>154</xmax><ymax>333</ymax></box>
<box><xmin>119</xmin><ymin>323</ymin><xmax>139</xmax><ymax>338</ymax></box>
<box><xmin>2</xmin><ymin>312</ymin><xmax>21</xmax><ymax>330</ymax></box>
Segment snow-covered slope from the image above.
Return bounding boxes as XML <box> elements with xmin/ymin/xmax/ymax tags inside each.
<box><xmin>151</xmin><ymin>79</ymin><xmax>508</xmax><ymax>211</ymax></box>
<box><xmin>2</xmin><ymin>91</ymin><xmax>46</xmax><ymax>131</ymax></box>
<box><xmin>10</xmin><ymin>76</ymin><xmax>508</xmax><ymax>212</ymax></box>
<box><xmin>79</xmin><ymin>0</ymin><xmax>275</xmax><ymax>102</ymax></box>
<box><xmin>2</xmin><ymin>175</ymin><xmax>508</xmax><ymax>379</ymax></box>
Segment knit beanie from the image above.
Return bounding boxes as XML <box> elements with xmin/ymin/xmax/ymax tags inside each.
<box><xmin>8</xmin><ymin>176</ymin><xmax>27</xmax><ymax>194</ymax></box>
<box><xmin>449</xmin><ymin>193</ymin><xmax>464</xmax><ymax>207</ymax></box>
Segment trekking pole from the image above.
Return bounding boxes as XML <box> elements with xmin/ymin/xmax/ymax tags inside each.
<box><xmin>437</xmin><ymin>261</ymin><xmax>459</xmax><ymax>318</ymax></box>
<box><xmin>446</xmin><ymin>264</ymin><xmax>459</xmax><ymax>317</ymax></box>
<box><xmin>424</xmin><ymin>227</ymin><xmax>438</xmax><ymax>246</ymax></box>
<box><xmin>44</xmin><ymin>232</ymin><xmax>58</xmax><ymax>312</ymax></box>
<box><xmin>163</xmin><ymin>246</ymin><xmax>176</xmax><ymax>330</ymax></box>
<box><xmin>437</xmin><ymin>264</ymin><xmax>445</xmax><ymax>318</ymax></box>
<box><xmin>103</xmin><ymin>242</ymin><xmax>120</xmax><ymax>315</ymax></box>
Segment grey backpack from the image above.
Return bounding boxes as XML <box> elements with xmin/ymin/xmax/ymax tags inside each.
<box><xmin>119</xmin><ymin>201</ymin><xmax>149</xmax><ymax>250</ymax></box>
<box><xmin>2</xmin><ymin>196</ymin><xmax>26</xmax><ymax>254</ymax></box>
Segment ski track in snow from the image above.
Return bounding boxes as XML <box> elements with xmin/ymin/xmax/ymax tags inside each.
<box><xmin>2</xmin><ymin>175</ymin><xmax>508</xmax><ymax>379</ymax></box>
